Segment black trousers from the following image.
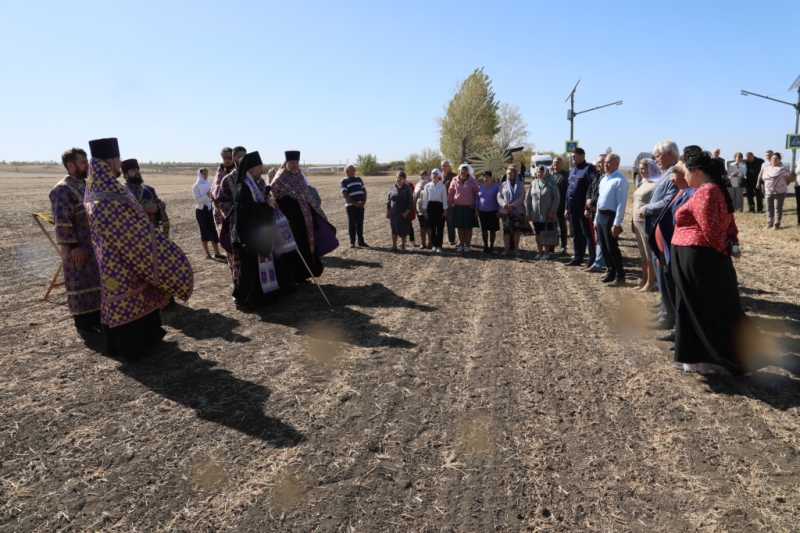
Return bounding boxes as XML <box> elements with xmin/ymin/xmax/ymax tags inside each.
<box><xmin>427</xmin><ymin>202</ymin><xmax>445</xmax><ymax>247</ymax></box>
<box><xmin>570</xmin><ymin>211</ymin><xmax>595</xmax><ymax>263</ymax></box>
<box><xmin>596</xmin><ymin>212</ymin><xmax>625</xmax><ymax>279</ymax></box>
<box><xmin>745</xmin><ymin>181</ymin><xmax>763</xmax><ymax>212</ymax></box>
<box><xmin>796</xmin><ymin>184</ymin><xmax>800</xmax><ymax>224</ymax></box>
<box><xmin>345</xmin><ymin>205</ymin><xmax>365</xmax><ymax>244</ymax></box>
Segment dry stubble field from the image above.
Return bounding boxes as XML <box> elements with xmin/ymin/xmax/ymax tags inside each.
<box><xmin>2</xmin><ymin>170</ymin><xmax>800</xmax><ymax>532</ymax></box>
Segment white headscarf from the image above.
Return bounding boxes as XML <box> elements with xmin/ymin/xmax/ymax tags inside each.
<box><xmin>195</xmin><ymin>168</ymin><xmax>212</xmax><ymax>208</ymax></box>
<box><xmin>642</xmin><ymin>159</ymin><xmax>661</xmax><ymax>183</ymax></box>
<box><xmin>458</xmin><ymin>163</ymin><xmax>474</xmax><ymax>178</ymax></box>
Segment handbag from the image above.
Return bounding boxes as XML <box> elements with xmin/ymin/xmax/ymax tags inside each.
<box><xmin>540</xmin><ymin>221</ymin><xmax>560</xmax><ymax>247</ymax></box>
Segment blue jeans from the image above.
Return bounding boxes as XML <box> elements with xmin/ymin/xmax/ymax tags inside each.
<box><xmin>591</xmin><ymin>223</ymin><xmax>605</xmax><ymax>268</ymax></box>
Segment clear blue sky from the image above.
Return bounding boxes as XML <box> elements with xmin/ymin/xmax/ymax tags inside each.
<box><xmin>1</xmin><ymin>0</ymin><xmax>798</xmax><ymax>166</ymax></box>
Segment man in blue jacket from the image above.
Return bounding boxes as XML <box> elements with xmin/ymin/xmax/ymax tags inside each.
<box><xmin>639</xmin><ymin>140</ymin><xmax>679</xmax><ymax>329</ymax></box>
<box><xmin>564</xmin><ymin>148</ymin><xmax>598</xmax><ymax>266</ymax></box>
<box><xmin>648</xmin><ymin>161</ymin><xmax>695</xmax><ymax>344</ymax></box>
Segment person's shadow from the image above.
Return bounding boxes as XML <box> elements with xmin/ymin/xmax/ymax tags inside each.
<box><xmin>163</xmin><ymin>302</ymin><xmax>251</xmax><ymax>343</ymax></box>
<box><xmin>323</xmin><ymin>256</ymin><xmax>382</xmax><ymax>270</ymax></box>
<box><xmin>118</xmin><ymin>342</ymin><xmax>303</xmax><ymax>447</ymax></box>
<box><xmin>257</xmin><ymin>282</ymin><xmax>435</xmax><ymax>348</ymax></box>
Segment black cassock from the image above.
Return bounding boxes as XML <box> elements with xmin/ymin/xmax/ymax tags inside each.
<box><xmin>232</xmin><ymin>183</ymin><xmax>296</xmax><ymax>309</ymax></box>
<box><xmin>276</xmin><ymin>196</ymin><xmax>324</xmax><ymax>281</ymax></box>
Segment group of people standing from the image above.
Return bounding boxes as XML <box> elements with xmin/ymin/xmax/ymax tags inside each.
<box><xmin>347</xmin><ymin>140</ymin><xmax>781</xmax><ymax>377</ymax></box>
<box><xmin>49</xmin><ymin>140</ymin><xmax>338</xmax><ymax>363</ymax></box>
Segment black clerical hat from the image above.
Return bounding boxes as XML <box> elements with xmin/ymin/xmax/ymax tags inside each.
<box><xmin>88</xmin><ymin>138</ymin><xmax>120</xmax><ymax>159</ymax></box>
<box><xmin>245</xmin><ymin>151</ymin><xmax>263</xmax><ymax>169</ymax></box>
<box><xmin>285</xmin><ymin>150</ymin><xmax>300</xmax><ymax>161</ymax></box>
<box><xmin>121</xmin><ymin>159</ymin><xmax>139</xmax><ymax>174</ymax></box>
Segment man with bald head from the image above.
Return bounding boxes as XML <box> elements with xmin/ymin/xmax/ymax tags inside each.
<box><xmin>340</xmin><ymin>164</ymin><xmax>369</xmax><ymax>247</ymax></box>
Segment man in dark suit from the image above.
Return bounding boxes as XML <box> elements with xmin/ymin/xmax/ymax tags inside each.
<box><xmin>744</xmin><ymin>152</ymin><xmax>764</xmax><ymax>213</ymax></box>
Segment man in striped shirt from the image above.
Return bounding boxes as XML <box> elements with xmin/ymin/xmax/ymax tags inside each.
<box><xmin>340</xmin><ymin>164</ymin><xmax>369</xmax><ymax>247</ymax></box>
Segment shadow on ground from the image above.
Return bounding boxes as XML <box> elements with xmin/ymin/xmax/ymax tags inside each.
<box><xmin>323</xmin><ymin>256</ymin><xmax>382</xmax><ymax>270</ymax></box>
<box><xmin>163</xmin><ymin>302</ymin><xmax>251</xmax><ymax>342</ymax></box>
<box><xmin>257</xmin><ymin>282</ymin><xmax>434</xmax><ymax>348</ymax></box>
<box><xmin>118</xmin><ymin>342</ymin><xmax>303</xmax><ymax>447</ymax></box>
<box><xmin>703</xmin><ymin>354</ymin><xmax>800</xmax><ymax>411</ymax></box>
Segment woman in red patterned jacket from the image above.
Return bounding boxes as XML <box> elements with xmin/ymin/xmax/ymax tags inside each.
<box><xmin>671</xmin><ymin>146</ymin><xmax>769</xmax><ymax>376</ymax></box>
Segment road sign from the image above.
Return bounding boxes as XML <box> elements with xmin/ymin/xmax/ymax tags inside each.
<box><xmin>565</xmin><ymin>141</ymin><xmax>579</xmax><ymax>153</ymax></box>
<box><xmin>787</xmin><ymin>134</ymin><xmax>800</xmax><ymax>149</ymax></box>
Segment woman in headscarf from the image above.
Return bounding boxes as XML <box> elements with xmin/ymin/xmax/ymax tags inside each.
<box><xmin>192</xmin><ymin>168</ymin><xmax>225</xmax><ymax>260</ymax></box>
<box><xmin>757</xmin><ymin>152</ymin><xmax>793</xmax><ymax>230</ymax></box>
<box><xmin>525</xmin><ymin>165</ymin><xmax>560</xmax><ymax>260</ymax></box>
<box><xmin>422</xmin><ymin>168</ymin><xmax>448</xmax><ymax>253</ymax></box>
<box><xmin>386</xmin><ymin>171</ymin><xmax>413</xmax><ymax>251</ymax></box>
<box><xmin>631</xmin><ymin>159</ymin><xmax>660</xmax><ymax>291</ymax></box>
<box><xmin>414</xmin><ymin>169</ymin><xmax>432</xmax><ymax>249</ymax></box>
<box><xmin>671</xmin><ymin>146</ymin><xmax>769</xmax><ymax>376</ymax></box>
<box><xmin>475</xmin><ymin>170</ymin><xmax>500</xmax><ymax>253</ymax></box>
<box><xmin>497</xmin><ymin>165</ymin><xmax>526</xmax><ymax>257</ymax></box>
<box><xmin>447</xmin><ymin>163</ymin><xmax>480</xmax><ymax>252</ymax></box>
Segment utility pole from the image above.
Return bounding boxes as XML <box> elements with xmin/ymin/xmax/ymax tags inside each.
<box><xmin>741</xmin><ymin>74</ymin><xmax>800</xmax><ymax>174</ymax></box>
<box><xmin>565</xmin><ymin>77</ymin><xmax>623</xmax><ymax>141</ymax></box>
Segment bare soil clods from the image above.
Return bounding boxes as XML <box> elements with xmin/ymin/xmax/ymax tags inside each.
<box><xmin>1</xmin><ymin>172</ymin><xmax>799</xmax><ymax>532</ymax></box>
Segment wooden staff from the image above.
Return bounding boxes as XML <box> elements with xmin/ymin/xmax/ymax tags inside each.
<box><xmin>295</xmin><ymin>249</ymin><xmax>332</xmax><ymax>307</ymax></box>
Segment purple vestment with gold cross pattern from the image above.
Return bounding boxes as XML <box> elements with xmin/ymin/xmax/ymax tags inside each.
<box><xmin>49</xmin><ymin>175</ymin><xmax>102</xmax><ymax>316</ymax></box>
<box><xmin>84</xmin><ymin>158</ymin><xmax>193</xmax><ymax>328</ymax></box>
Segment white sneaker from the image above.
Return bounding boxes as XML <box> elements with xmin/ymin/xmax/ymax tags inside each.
<box><xmin>464</xmin><ymin>246</ymin><xmax>471</xmax><ymax>252</ymax></box>
<box><xmin>456</xmin><ymin>246</ymin><xmax>464</xmax><ymax>252</ymax></box>
<box><xmin>437</xmin><ymin>247</ymin><xmax>443</xmax><ymax>252</ymax></box>
<box><xmin>534</xmin><ymin>253</ymin><xmax>542</xmax><ymax>260</ymax></box>
<box><xmin>541</xmin><ymin>254</ymin><xmax>549</xmax><ymax>260</ymax></box>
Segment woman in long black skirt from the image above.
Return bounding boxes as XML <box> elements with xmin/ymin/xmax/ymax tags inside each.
<box><xmin>193</xmin><ymin>168</ymin><xmax>224</xmax><ymax>259</ymax></box>
<box><xmin>670</xmin><ymin>147</ymin><xmax>770</xmax><ymax>376</ymax></box>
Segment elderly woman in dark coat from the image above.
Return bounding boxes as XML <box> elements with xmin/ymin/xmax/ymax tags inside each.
<box><xmin>386</xmin><ymin>171</ymin><xmax>414</xmax><ymax>251</ymax></box>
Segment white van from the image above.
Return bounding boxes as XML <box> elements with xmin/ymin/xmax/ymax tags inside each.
<box><xmin>531</xmin><ymin>154</ymin><xmax>554</xmax><ymax>170</ymax></box>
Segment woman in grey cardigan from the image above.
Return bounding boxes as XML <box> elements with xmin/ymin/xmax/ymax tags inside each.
<box><xmin>526</xmin><ymin>165</ymin><xmax>560</xmax><ymax>260</ymax></box>
<box><xmin>386</xmin><ymin>171</ymin><xmax>414</xmax><ymax>251</ymax></box>
<box><xmin>497</xmin><ymin>165</ymin><xmax>527</xmax><ymax>256</ymax></box>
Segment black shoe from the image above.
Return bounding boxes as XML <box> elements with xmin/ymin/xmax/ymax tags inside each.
<box><xmin>358</xmin><ymin>242</ymin><xmax>370</xmax><ymax>247</ymax></box>
<box><xmin>656</xmin><ymin>331</ymin><xmax>675</xmax><ymax>342</ymax></box>
<box><xmin>599</xmin><ymin>274</ymin><xmax>615</xmax><ymax>283</ymax></box>
<box><xmin>214</xmin><ymin>254</ymin><xmax>226</xmax><ymax>260</ymax></box>
<box><xmin>565</xmin><ymin>258</ymin><xmax>583</xmax><ymax>266</ymax></box>
<box><xmin>349</xmin><ymin>243</ymin><xmax>356</xmax><ymax>248</ymax></box>
<box><xmin>608</xmin><ymin>278</ymin><xmax>626</xmax><ymax>287</ymax></box>
<box><xmin>648</xmin><ymin>320</ymin><xmax>674</xmax><ymax>330</ymax></box>
<box><xmin>482</xmin><ymin>246</ymin><xmax>490</xmax><ymax>254</ymax></box>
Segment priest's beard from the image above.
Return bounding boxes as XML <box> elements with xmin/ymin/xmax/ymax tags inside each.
<box><xmin>73</xmin><ymin>168</ymin><xmax>88</xmax><ymax>179</ymax></box>
<box><xmin>126</xmin><ymin>174</ymin><xmax>144</xmax><ymax>185</ymax></box>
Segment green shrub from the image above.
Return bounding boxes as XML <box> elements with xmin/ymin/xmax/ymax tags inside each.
<box><xmin>355</xmin><ymin>153</ymin><xmax>380</xmax><ymax>175</ymax></box>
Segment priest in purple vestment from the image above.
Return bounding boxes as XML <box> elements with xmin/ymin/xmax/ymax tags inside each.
<box><xmin>49</xmin><ymin>147</ymin><xmax>102</xmax><ymax>334</ymax></box>
<box><xmin>121</xmin><ymin>158</ymin><xmax>170</xmax><ymax>236</ymax></box>
<box><xmin>84</xmin><ymin>138</ymin><xmax>194</xmax><ymax>362</ymax></box>
<box><xmin>211</xmin><ymin>145</ymin><xmax>246</xmax><ymax>280</ymax></box>
<box><xmin>271</xmin><ymin>150</ymin><xmax>338</xmax><ymax>281</ymax></box>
